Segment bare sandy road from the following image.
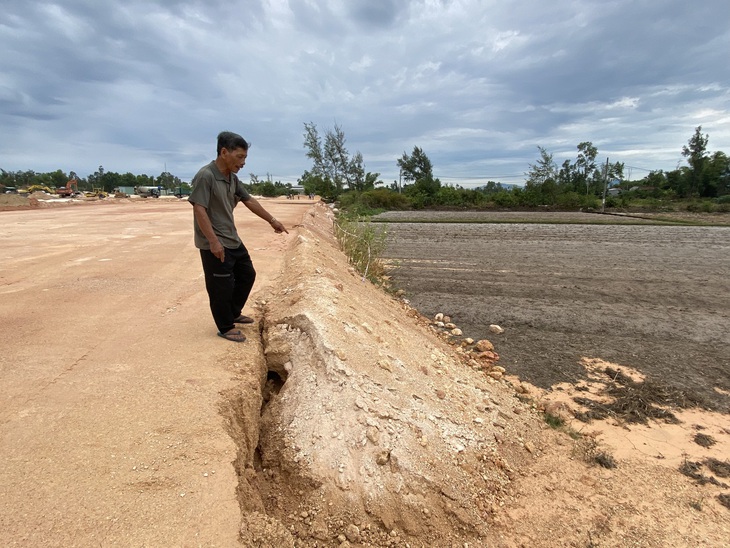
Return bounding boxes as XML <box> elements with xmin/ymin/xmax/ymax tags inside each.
<box><xmin>0</xmin><ymin>197</ymin><xmax>310</xmax><ymax>547</ymax></box>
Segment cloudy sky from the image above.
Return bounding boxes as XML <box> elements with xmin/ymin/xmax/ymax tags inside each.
<box><xmin>1</xmin><ymin>0</ymin><xmax>729</xmax><ymax>187</ymax></box>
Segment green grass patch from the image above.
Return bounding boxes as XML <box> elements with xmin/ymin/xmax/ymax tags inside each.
<box><xmin>333</xmin><ymin>216</ymin><xmax>388</xmax><ymax>283</ymax></box>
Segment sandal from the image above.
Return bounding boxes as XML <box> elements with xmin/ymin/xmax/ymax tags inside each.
<box><xmin>233</xmin><ymin>315</ymin><xmax>255</xmax><ymax>324</ymax></box>
<box><xmin>217</xmin><ymin>329</ymin><xmax>247</xmax><ymax>342</ymax></box>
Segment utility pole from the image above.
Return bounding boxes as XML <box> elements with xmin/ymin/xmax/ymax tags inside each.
<box><xmin>601</xmin><ymin>157</ymin><xmax>610</xmax><ymax>213</ymax></box>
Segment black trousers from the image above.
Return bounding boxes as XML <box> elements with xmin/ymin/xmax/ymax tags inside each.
<box><xmin>200</xmin><ymin>243</ymin><xmax>256</xmax><ymax>334</ymax></box>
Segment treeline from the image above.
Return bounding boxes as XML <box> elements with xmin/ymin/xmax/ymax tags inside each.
<box><xmin>0</xmin><ymin>166</ymin><xmax>186</xmax><ymax>194</ymax></box>
<box><xmin>521</xmin><ymin>127</ymin><xmax>729</xmax><ymax>203</ymax></box>
<box><xmin>0</xmin><ymin>165</ymin><xmax>298</xmax><ymax>197</ymax></box>
<box><xmin>299</xmin><ymin>124</ymin><xmax>730</xmax><ymax>214</ymax></box>
<box><xmin>247</xmin><ymin>173</ymin><xmax>300</xmax><ymax>197</ymax></box>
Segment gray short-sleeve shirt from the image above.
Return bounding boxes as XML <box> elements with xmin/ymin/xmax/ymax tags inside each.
<box><xmin>189</xmin><ymin>161</ymin><xmax>251</xmax><ymax>250</ymax></box>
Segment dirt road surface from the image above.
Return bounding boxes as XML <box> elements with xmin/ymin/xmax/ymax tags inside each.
<box><xmin>0</xmin><ymin>198</ymin><xmax>309</xmax><ymax>546</ymax></box>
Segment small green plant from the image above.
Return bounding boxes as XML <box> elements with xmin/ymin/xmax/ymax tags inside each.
<box><xmin>543</xmin><ymin>410</ymin><xmax>582</xmax><ymax>439</ymax></box>
<box><xmin>544</xmin><ymin>412</ymin><xmax>565</xmax><ymax>429</ymax></box>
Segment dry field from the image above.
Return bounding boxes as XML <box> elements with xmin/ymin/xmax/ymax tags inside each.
<box><xmin>380</xmin><ymin>211</ymin><xmax>730</xmax><ymax>413</ymax></box>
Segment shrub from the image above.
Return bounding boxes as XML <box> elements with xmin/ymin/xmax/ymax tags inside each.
<box><xmin>556</xmin><ymin>191</ymin><xmax>584</xmax><ymax>209</ymax></box>
<box><xmin>491</xmin><ymin>190</ymin><xmax>518</xmax><ymax>208</ymax></box>
<box><xmin>686</xmin><ymin>200</ymin><xmax>715</xmax><ymax>213</ymax></box>
<box><xmin>360</xmin><ymin>188</ymin><xmax>410</xmax><ymax>210</ymax></box>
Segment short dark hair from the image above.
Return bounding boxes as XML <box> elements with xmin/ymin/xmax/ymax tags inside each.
<box><xmin>217</xmin><ymin>131</ymin><xmax>250</xmax><ymax>156</ymax></box>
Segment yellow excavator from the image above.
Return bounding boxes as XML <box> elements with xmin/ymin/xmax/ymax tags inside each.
<box><xmin>23</xmin><ymin>185</ymin><xmax>54</xmax><ymax>194</ymax></box>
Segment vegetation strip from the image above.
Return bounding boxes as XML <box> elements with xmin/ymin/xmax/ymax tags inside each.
<box><xmin>369</xmin><ymin>216</ymin><xmax>719</xmax><ymax>226</ymax></box>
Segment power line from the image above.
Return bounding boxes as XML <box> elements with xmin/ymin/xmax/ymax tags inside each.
<box><xmin>436</xmin><ymin>174</ymin><xmax>525</xmax><ymax>180</ymax></box>
<box><xmin>622</xmin><ymin>165</ymin><xmax>655</xmax><ymax>173</ymax></box>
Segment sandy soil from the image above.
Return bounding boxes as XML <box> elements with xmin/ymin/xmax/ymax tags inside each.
<box><xmin>2</xmin><ymin>201</ymin><xmax>729</xmax><ymax>547</ymax></box>
<box><xmin>0</xmin><ymin>197</ymin><xmax>311</xmax><ymax>546</ymax></box>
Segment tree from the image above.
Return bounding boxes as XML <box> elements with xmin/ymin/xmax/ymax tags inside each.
<box><xmin>323</xmin><ymin>124</ymin><xmax>349</xmax><ymax>192</ymax></box>
<box><xmin>682</xmin><ymin>126</ymin><xmax>709</xmax><ymax>197</ymax></box>
<box><xmin>299</xmin><ymin>170</ymin><xmax>336</xmax><ymax>200</ymax></box>
<box><xmin>397</xmin><ymin>146</ymin><xmax>441</xmax><ymax>199</ymax></box>
<box><xmin>363</xmin><ymin>171</ymin><xmax>381</xmax><ymax>190</ymax></box>
<box><xmin>705</xmin><ymin>151</ymin><xmax>729</xmax><ymax>197</ymax></box>
<box><xmin>45</xmin><ymin>169</ymin><xmax>68</xmax><ymax>187</ymax></box>
<box><xmin>525</xmin><ymin>146</ymin><xmax>557</xmax><ymax>188</ymax></box>
<box><xmin>557</xmin><ymin>159</ymin><xmax>575</xmax><ymax>189</ymax></box>
<box><xmin>87</xmin><ymin>165</ymin><xmax>105</xmax><ymax>190</ymax></box>
<box><xmin>349</xmin><ymin>151</ymin><xmax>366</xmax><ymax>191</ymax></box>
<box><xmin>397</xmin><ymin>146</ymin><xmax>433</xmax><ymax>185</ymax></box>
<box><xmin>303</xmin><ymin>121</ymin><xmax>348</xmax><ymax>194</ymax></box>
<box><xmin>607</xmin><ymin>161</ymin><xmax>625</xmax><ymax>182</ymax></box>
<box><xmin>575</xmin><ymin>141</ymin><xmax>598</xmax><ymax>195</ymax></box>
<box><xmin>303</xmin><ymin>122</ymin><xmax>325</xmax><ymax>178</ymax></box>
<box><xmin>302</xmin><ymin>122</ymin><xmax>367</xmax><ymax>197</ymax></box>
<box><xmin>119</xmin><ymin>172</ymin><xmax>138</xmax><ymax>188</ymax></box>
<box><xmin>156</xmin><ymin>171</ymin><xmax>182</xmax><ymax>190</ymax></box>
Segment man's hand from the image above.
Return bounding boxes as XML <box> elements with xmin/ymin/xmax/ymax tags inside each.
<box><xmin>193</xmin><ymin>203</ymin><xmax>226</xmax><ymax>261</ymax></box>
<box><xmin>210</xmin><ymin>239</ymin><xmax>225</xmax><ymax>262</ymax></box>
<box><xmin>271</xmin><ymin>219</ymin><xmax>289</xmax><ymax>234</ymax></box>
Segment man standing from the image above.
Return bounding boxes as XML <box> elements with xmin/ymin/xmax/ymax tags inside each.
<box><xmin>189</xmin><ymin>131</ymin><xmax>288</xmax><ymax>342</ymax></box>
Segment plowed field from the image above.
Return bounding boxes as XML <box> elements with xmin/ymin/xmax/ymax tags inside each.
<box><xmin>381</xmin><ymin>212</ymin><xmax>730</xmax><ymax>413</ymax></box>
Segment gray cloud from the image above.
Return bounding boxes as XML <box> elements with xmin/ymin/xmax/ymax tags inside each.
<box><xmin>1</xmin><ymin>0</ymin><xmax>728</xmax><ymax>186</ymax></box>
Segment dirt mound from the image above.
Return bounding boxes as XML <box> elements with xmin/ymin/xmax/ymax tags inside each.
<box><xmin>241</xmin><ymin>205</ymin><xmax>542</xmax><ymax>545</ymax></box>
<box><xmin>0</xmin><ymin>193</ymin><xmax>30</xmax><ymax>209</ymax></box>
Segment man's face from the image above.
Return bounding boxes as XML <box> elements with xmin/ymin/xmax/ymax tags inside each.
<box><xmin>221</xmin><ymin>147</ymin><xmax>248</xmax><ymax>174</ymax></box>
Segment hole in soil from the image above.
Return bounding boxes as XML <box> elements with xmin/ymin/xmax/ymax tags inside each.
<box><xmin>262</xmin><ymin>370</ymin><xmax>286</xmax><ymax>407</ymax></box>
<box><xmin>253</xmin><ymin>446</ymin><xmax>263</xmax><ymax>472</ymax></box>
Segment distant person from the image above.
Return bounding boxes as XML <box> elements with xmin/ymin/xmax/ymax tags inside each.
<box><xmin>189</xmin><ymin>131</ymin><xmax>288</xmax><ymax>342</ymax></box>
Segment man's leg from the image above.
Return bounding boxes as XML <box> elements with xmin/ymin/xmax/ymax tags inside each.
<box><xmin>229</xmin><ymin>244</ymin><xmax>256</xmax><ymax>319</ymax></box>
<box><xmin>200</xmin><ymin>248</ymin><xmax>237</xmax><ymax>334</ymax></box>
